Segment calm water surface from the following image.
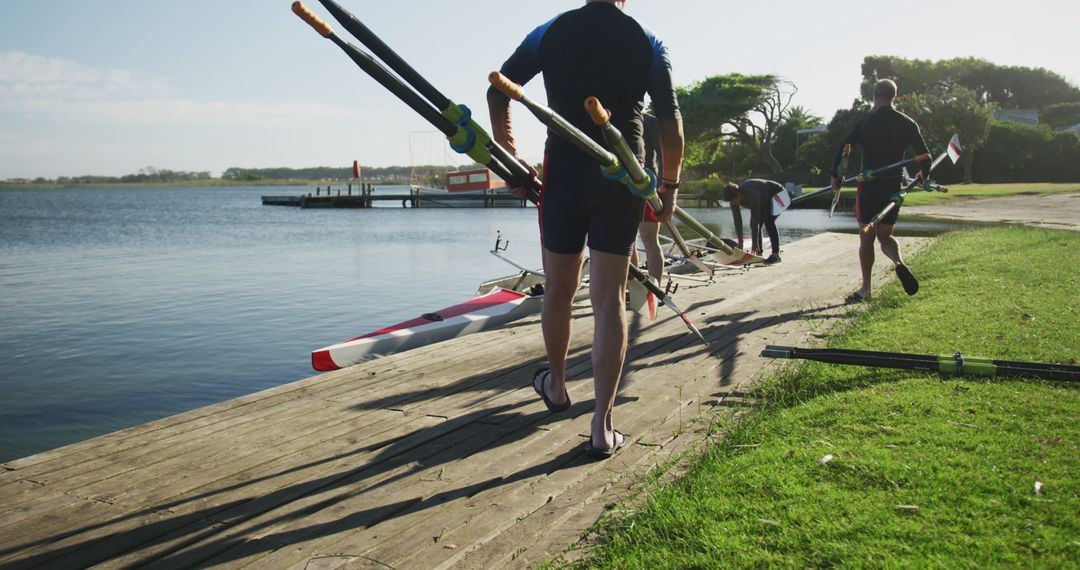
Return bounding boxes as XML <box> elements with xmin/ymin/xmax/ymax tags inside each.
<box><xmin>0</xmin><ymin>186</ymin><xmax>958</xmax><ymax>461</ymax></box>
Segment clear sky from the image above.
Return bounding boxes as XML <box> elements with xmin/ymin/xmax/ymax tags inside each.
<box><xmin>2</xmin><ymin>0</ymin><xmax>1078</xmax><ymax>179</ymax></box>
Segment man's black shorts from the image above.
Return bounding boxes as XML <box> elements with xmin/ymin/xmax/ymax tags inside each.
<box><xmin>540</xmin><ymin>151</ymin><xmax>644</xmax><ymax>256</ymax></box>
<box><xmin>856</xmin><ymin>178</ymin><xmax>902</xmax><ymax>226</ymax></box>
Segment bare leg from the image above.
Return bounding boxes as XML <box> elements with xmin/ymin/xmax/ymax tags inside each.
<box><xmin>638</xmin><ymin>221</ymin><xmax>664</xmax><ymax>282</ymax></box>
<box><xmin>857</xmin><ymin>224</ymin><xmax>876</xmax><ymax>296</ymax></box>
<box><xmin>588</xmin><ymin>249</ymin><xmax>631</xmax><ymax>450</ymax></box>
<box><xmin>875</xmin><ymin>223</ymin><xmax>903</xmax><ymax>265</ymax></box>
<box><xmin>540</xmin><ymin>248</ymin><xmax>585</xmax><ymax>407</ymax></box>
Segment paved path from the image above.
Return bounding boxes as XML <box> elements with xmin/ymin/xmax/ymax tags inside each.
<box><xmin>906</xmin><ymin>192</ymin><xmax>1080</xmax><ymax>231</ymax></box>
<box><xmin>0</xmin><ymin>232</ymin><xmax>924</xmax><ymax>569</ymax></box>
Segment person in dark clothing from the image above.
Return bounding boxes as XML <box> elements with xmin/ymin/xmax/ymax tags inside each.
<box><xmin>723</xmin><ymin>179</ymin><xmax>784</xmax><ymax>264</ymax></box>
<box><xmin>487</xmin><ymin>0</ymin><xmax>684</xmax><ymax>459</ymax></box>
<box><xmin>831</xmin><ymin>78</ymin><xmax>929</xmax><ymax>302</ymax></box>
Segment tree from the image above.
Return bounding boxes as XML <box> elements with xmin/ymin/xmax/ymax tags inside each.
<box><xmin>790</xmin><ymin>100</ymin><xmax>870</xmax><ymax>180</ymax></box>
<box><xmin>1041</xmin><ymin>102</ymin><xmax>1080</xmax><ymax>130</ymax></box>
<box><xmin>772</xmin><ymin>106</ymin><xmax>823</xmax><ymax>170</ymax></box>
<box><xmin>860</xmin><ymin>56</ymin><xmax>1080</xmax><ymax>110</ymax></box>
<box><xmin>898</xmin><ymin>86</ymin><xmax>995</xmax><ymax>183</ymax></box>
<box><xmin>678</xmin><ymin>74</ymin><xmax>797</xmax><ymax>174</ymax></box>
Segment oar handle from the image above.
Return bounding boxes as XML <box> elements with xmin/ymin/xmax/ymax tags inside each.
<box><xmin>584</xmin><ymin>96</ymin><xmax>610</xmax><ymax>126</ymax></box>
<box><xmin>292</xmin><ymin>1</ymin><xmax>333</xmax><ymax>37</ymax></box>
<box><xmin>488</xmin><ymin>72</ymin><xmax>524</xmax><ymax>101</ymax></box>
<box><xmin>913</xmin><ymin>153</ymin><xmax>931</xmax><ymax>163</ymax></box>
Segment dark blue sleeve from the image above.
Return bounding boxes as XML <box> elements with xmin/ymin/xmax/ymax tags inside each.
<box><xmin>642</xmin><ymin>28</ymin><xmax>680</xmax><ymax>121</ymax></box>
<box><xmin>497</xmin><ymin>17</ymin><xmax>557</xmax><ymax>87</ymax></box>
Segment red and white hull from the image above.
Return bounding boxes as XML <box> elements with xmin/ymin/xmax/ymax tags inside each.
<box><xmin>311</xmin><ymin>287</ymin><xmax>541</xmax><ymax>371</ymax></box>
<box><xmin>686</xmin><ymin>237</ymin><xmax>766</xmax><ymax>266</ymax></box>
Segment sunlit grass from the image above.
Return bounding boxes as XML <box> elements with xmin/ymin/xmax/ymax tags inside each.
<box><xmin>578</xmin><ymin>227</ymin><xmax>1080</xmax><ymax>568</ymax></box>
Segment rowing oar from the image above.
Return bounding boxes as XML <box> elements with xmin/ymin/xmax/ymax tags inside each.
<box><xmin>862</xmin><ymin>134</ymin><xmax>962</xmax><ymax>235</ymax></box>
<box><xmin>761</xmin><ymin>345</ymin><xmax>1080</xmax><ymax>382</ymax></box>
<box><xmin>489</xmin><ymin>72</ymin><xmax>733</xmax><ymax>272</ymax></box>
<box><xmin>291</xmin><ymin>1</ymin><xmax>534</xmax><ymax>198</ymax></box>
<box><xmin>829</xmin><ymin>144</ymin><xmax>852</xmax><ymax>217</ymax></box>
<box><xmin>292</xmin><ymin>4</ymin><xmax>707</xmax><ymax>345</ymax></box>
<box><xmin>792</xmin><ymin>152</ymin><xmax>932</xmax><ymax>207</ymax></box>
<box><xmin>483</xmin><ymin>75</ymin><xmax>708</xmax><ymax>343</ymax></box>
<box><xmin>310</xmin><ymin>0</ymin><xmax>543</xmax><ymax>206</ymax></box>
<box><xmin>488</xmin><ymin>71</ymin><xmax>713</xmax><ymax>277</ymax></box>
<box><xmin>584</xmin><ymin>96</ymin><xmax>762</xmax><ymax>262</ymax></box>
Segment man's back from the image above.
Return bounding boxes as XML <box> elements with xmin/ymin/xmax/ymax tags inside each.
<box><xmin>497</xmin><ymin>2</ymin><xmax>677</xmax><ymax>159</ymax></box>
<box><xmin>846</xmin><ymin>106</ymin><xmax>929</xmax><ymax>179</ymax></box>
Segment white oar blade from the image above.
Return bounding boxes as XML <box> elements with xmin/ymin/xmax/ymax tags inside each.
<box><xmin>627</xmin><ymin>278</ymin><xmax>649</xmax><ymax>313</ymax></box>
<box><xmin>947</xmin><ymin>133</ymin><xmax>963</xmax><ymax>164</ymax></box>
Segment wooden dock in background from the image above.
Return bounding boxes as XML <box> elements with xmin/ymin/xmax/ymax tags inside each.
<box><xmin>262</xmin><ymin>184</ymin><xmax>532</xmax><ymax>209</ymax></box>
<box><xmin>0</xmin><ymin>233</ymin><xmax>925</xmax><ymax>569</ymax></box>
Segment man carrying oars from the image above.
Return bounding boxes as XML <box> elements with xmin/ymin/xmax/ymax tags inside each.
<box><xmin>487</xmin><ymin>0</ymin><xmax>684</xmax><ymax>459</ymax></box>
<box><xmin>833</xmin><ymin>79</ymin><xmax>930</xmax><ymax>302</ymax></box>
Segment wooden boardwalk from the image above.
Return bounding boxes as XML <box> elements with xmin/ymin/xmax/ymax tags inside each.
<box><xmin>0</xmin><ymin>232</ymin><xmax>924</xmax><ymax>569</ymax></box>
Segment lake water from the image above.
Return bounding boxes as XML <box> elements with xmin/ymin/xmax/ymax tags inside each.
<box><xmin>0</xmin><ymin>185</ymin><xmax>958</xmax><ymax>462</ymax></box>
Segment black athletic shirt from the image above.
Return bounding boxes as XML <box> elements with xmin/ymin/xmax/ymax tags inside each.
<box><xmin>832</xmin><ymin>106</ymin><xmax>931</xmax><ymax>182</ymax></box>
<box><xmin>491</xmin><ymin>2</ymin><xmax>680</xmax><ymax>160</ymax></box>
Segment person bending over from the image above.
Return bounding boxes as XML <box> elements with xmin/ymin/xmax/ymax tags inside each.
<box><xmin>723</xmin><ymin>179</ymin><xmax>783</xmax><ymax>264</ymax></box>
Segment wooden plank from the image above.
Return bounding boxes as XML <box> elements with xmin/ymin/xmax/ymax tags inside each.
<box><xmin>0</xmin><ymin>234</ymin><xmax>926</xmax><ymax>569</ymax></box>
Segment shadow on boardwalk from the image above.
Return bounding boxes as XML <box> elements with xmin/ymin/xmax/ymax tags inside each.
<box><xmin>0</xmin><ymin>232</ymin><xmax>894</xmax><ymax>568</ymax></box>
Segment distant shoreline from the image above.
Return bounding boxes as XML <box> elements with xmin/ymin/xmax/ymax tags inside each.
<box><xmin>0</xmin><ymin>179</ymin><xmax>414</xmax><ymax>190</ymax></box>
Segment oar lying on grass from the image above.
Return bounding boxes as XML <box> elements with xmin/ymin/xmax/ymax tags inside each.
<box><xmin>761</xmin><ymin>345</ymin><xmax>1080</xmax><ymax>382</ymax></box>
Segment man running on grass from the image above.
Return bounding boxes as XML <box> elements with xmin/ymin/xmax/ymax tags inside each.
<box><xmin>488</xmin><ymin>0</ymin><xmax>683</xmax><ymax>459</ymax></box>
<box><xmin>832</xmin><ymin>78</ymin><xmax>929</xmax><ymax>302</ymax></box>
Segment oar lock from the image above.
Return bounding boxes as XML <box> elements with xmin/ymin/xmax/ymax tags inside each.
<box><xmin>601</xmin><ymin>164</ymin><xmax>658</xmax><ymax>199</ymax></box>
<box><xmin>444</xmin><ymin>104</ymin><xmax>477</xmax><ymax>154</ymax></box>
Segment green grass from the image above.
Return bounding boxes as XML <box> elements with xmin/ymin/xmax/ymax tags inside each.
<box><xmin>901</xmin><ymin>182</ymin><xmax>1080</xmax><ymax>207</ymax></box>
<box><xmin>577</xmin><ymin>227</ymin><xmax>1080</xmax><ymax>568</ymax></box>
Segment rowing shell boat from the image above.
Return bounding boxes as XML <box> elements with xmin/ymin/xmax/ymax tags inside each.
<box><xmin>311</xmin><ymin>286</ymin><xmax>542</xmax><ymax>371</ymax></box>
<box><xmin>686</xmin><ymin>237</ymin><xmax>765</xmax><ymax>266</ymax></box>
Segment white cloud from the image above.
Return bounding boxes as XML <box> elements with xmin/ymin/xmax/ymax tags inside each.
<box><xmin>0</xmin><ymin>51</ymin><xmax>365</xmax><ymax>127</ymax></box>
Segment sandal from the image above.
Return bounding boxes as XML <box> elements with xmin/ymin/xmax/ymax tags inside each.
<box><xmin>532</xmin><ymin>368</ymin><xmax>571</xmax><ymax>413</ymax></box>
<box><xmin>895</xmin><ymin>263</ymin><xmax>919</xmax><ymax>296</ymax></box>
<box><xmin>584</xmin><ymin>430</ymin><xmax>626</xmax><ymax>460</ymax></box>
<box><xmin>845</xmin><ymin>290</ymin><xmax>870</xmax><ymax>304</ymax></box>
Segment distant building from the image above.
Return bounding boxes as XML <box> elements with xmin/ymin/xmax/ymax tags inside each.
<box><xmin>446</xmin><ymin>169</ymin><xmax>507</xmax><ymax>193</ymax></box>
<box><xmin>993</xmin><ymin>109</ymin><xmax>1039</xmax><ymax>126</ymax></box>
<box><xmin>794</xmin><ymin>126</ymin><xmax>827</xmax><ymax>150</ymax></box>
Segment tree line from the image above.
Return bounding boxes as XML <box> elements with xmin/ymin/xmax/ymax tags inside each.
<box><xmin>219</xmin><ymin>164</ymin><xmax>468</xmax><ymax>185</ymax></box>
<box><xmin>5</xmin><ymin>167</ymin><xmax>212</xmax><ymax>185</ymax></box>
<box><xmin>3</xmin><ymin>164</ymin><xmax>478</xmax><ymax>187</ymax></box>
<box><xmin>678</xmin><ymin>56</ymin><xmax>1080</xmax><ymax>187</ymax></box>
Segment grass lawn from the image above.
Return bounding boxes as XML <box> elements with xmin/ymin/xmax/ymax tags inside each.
<box><xmin>902</xmin><ymin>182</ymin><xmax>1080</xmax><ymax>207</ymax></box>
<box><xmin>575</xmin><ymin>227</ymin><xmax>1080</xmax><ymax>568</ymax></box>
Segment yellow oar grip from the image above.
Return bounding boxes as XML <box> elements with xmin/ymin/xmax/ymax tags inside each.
<box><xmin>488</xmin><ymin>72</ymin><xmax>524</xmax><ymax>101</ymax></box>
<box><xmin>914</xmin><ymin>153</ymin><xmax>931</xmax><ymax>162</ymax></box>
<box><xmin>292</xmin><ymin>1</ymin><xmax>333</xmax><ymax>37</ymax></box>
<box><xmin>584</xmin><ymin>96</ymin><xmax>610</xmax><ymax>126</ymax></box>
